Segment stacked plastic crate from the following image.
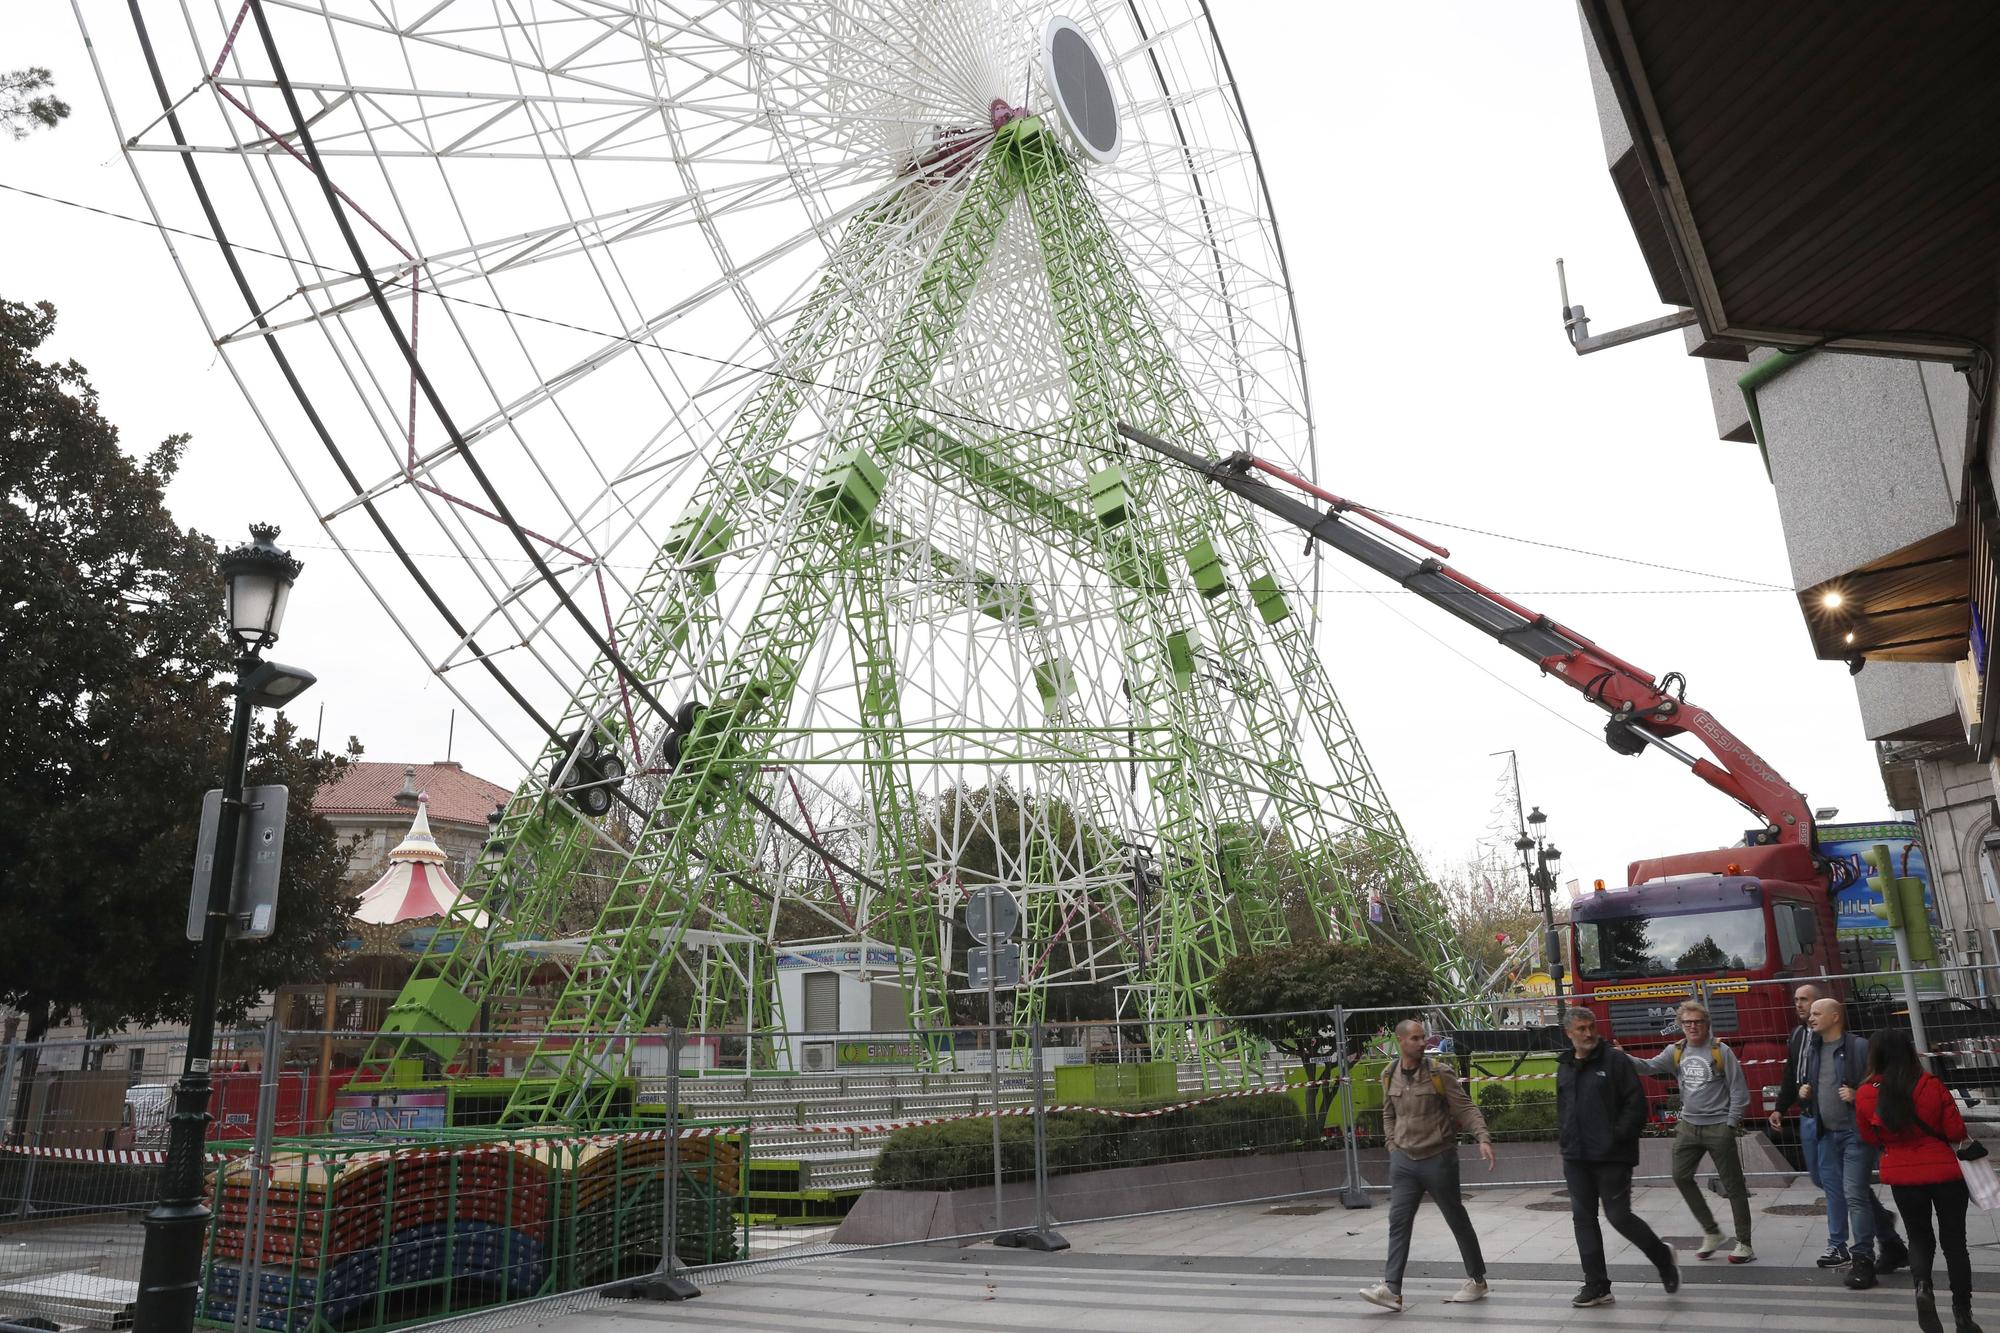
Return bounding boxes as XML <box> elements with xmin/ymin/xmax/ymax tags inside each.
<box><xmin>200</xmin><ymin>1140</ymin><xmax>557</xmax><ymax>1330</ymax></box>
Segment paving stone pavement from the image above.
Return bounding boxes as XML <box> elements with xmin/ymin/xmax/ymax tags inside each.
<box><xmin>514</xmin><ymin>1174</ymin><xmax>2000</xmax><ymax>1331</ymax></box>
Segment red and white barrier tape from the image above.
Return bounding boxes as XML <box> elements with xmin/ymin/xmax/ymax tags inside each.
<box><xmin>26</xmin><ymin>1042</ymin><xmax>2000</xmax><ymax>1165</ymax></box>
<box><xmin>0</xmin><ymin>1144</ymin><xmax>244</xmax><ymax>1165</ymax></box>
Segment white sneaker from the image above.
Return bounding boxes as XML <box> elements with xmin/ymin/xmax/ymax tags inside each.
<box><xmin>1695</xmin><ymin>1230</ymin><xmax>1725</xmax><ymax>1259</ymax></box>
<box><xmin>1728</xmin><ymin>1240</ymin><xmax>1755</xmax><ymax>1265</ymax></box>
<box><xmin>1357</xmin><ymin>1283</ymin><xmax>1403</xmax><ymax>1312</ymax></box>
<box><xmin>1442</xmin><ymin>1279</ymin><xmax>1489</xmax><ymax>1303</ymax></box>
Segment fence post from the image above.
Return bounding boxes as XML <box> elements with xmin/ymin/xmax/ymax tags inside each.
<box><xmin>0</xmin><ymin>1043</ymin><xmax>17</xmax><ymax>1149</ymax></box>
<box><xmin>233</xmin><ymin>1020</ymin><xmax>283</xmax><ymax>1333</ymax></box>
<box><xmin>16</xmin><ymin>1059</ymin><xmax>49</xmax><ymax>1220</ymax></box>
<box><xmin>995</xmin><ymin>1026</ymin><xmax>1068</xmax><ymax>1252</ymax></box>
<box><xmin>1334</xmin><ymin>1007</ymin><xmax>1371</xmax><ymax>1210</ymax></box>
<box><xmin>606</xmin><ymin>1030</ymin><xmax>698</xmax><ymax>1302</ymax></box>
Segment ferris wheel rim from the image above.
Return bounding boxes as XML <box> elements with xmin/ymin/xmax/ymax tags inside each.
<box><xmin>95</xmin><ymin>0</ymin><xmax>1322</xmax><ymax>781</ymax></box>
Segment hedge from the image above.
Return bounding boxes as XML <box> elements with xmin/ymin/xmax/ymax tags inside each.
<box><xmin>873</xmin><ymin>1093</ymin><xmax>1307</xmax><ymax>1191</ymax></box>
<box><xmin>1474</xmin><ymin>1079</ymin><xmax>1558</xmax><ymax>1140</ymax></box>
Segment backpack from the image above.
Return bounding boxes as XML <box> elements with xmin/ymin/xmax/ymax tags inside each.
<box><xmin>1670</xmin><ymin>1039</ymin><xmax>1726</xmax><ymax>1074</ymax></box>
<box><xmin>1382</xmin><ymin>1060</ymin><xmax>1453</xmax><ymax>1098</ymax></box>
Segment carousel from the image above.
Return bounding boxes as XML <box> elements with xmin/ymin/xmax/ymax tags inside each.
<box><xmin>348</xmin><ymin>796</ymin><xmax>487</xmax><ymax>978</ymax></box>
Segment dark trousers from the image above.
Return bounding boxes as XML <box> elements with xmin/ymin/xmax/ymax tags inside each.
<box><xmin>1565</xmin><ymin>1159</ymin><xmax>1673</xmax><ymax>1287</ymax></box>
<box><xmin>1384</xmin><ymin>1149</ymin><xmax>1486</xmax><ymax>1292</ymax></box>
<box><xmin>1891</xmin><ymin>1179</ymin><xmax>1973</xmax><ymax>1308</ymax></box>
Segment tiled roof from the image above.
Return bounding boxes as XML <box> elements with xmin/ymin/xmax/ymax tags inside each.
<box><xmin>313</xmin><ymin>761</ymin><xmax>513</xmax><ymax>827</ymax></box>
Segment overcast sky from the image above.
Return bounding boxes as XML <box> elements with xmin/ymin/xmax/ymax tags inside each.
<box><xmin>0</xmin><ymin>3</ymin><xmax>1894</xmax><ymax>896</ymax></box>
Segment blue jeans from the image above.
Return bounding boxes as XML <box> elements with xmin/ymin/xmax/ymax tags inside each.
<box><xmin>1815</xmin><ymin>1124</ymin><xmax>1879</xmax><ymax>1257</ymax></box>
<box><xmin>1808</xmin><ymin>1112</ymin><xmax>1896</xmax><ymax>1248</ymax></box>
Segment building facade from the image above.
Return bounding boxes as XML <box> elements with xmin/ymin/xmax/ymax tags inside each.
<box><xmin>1576</xmin><ymin>5</ymin><xmax>2000</xmax><ymax>984</ymax></box>
<box><xmin>314</xmin><ymin>761</ymin><xmax>512</xmax><ymax>887</ymax></box>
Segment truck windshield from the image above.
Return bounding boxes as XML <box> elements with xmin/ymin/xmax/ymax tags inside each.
<box><xmin>1576</xmin><ymin>905</ymin><xmax>1766</xmax><ymax>979</ymax></box>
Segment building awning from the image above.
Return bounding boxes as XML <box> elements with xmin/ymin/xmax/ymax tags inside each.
<box><xmin>1581</xmin><ymin>3</ymin><xmax>2000</xmax><ymax>370</ymax></box>
<box><xmin>1799</xmin><ymin>524</ymin><xmax>1971</xmax><ymax>663</ymax></box>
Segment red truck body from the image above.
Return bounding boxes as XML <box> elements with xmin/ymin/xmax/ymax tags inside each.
<box><xmin>1564</xmin><ymin>842</ymin><xmax>1839</xmax><ymax>1114</ymax></box>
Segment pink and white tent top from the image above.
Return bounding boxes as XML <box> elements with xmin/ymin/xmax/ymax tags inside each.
<box><xmin>353</xmin><ymin>798</ymin><xmax>487</xmax><ymax>927</ymax></box>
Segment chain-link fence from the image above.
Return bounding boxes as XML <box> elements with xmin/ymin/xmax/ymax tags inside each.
<box><xmin>5</xmin><ymin>960</ymin><xmax>1997</xmax><ymax>1329</ymax></box>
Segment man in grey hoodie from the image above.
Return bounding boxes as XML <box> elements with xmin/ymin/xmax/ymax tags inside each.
<box><xmin>1631</xmin><ymin>1000</ymin><xmax>1753</xmax><ymax>1263</ymax></box>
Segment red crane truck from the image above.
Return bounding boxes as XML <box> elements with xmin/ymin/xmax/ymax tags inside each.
<box><xmin>1121</xmin><ymin>423</ymin><xmax>1856</xmax><ymax>1109</ymax></box>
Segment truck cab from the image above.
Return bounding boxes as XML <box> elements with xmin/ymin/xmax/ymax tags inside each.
<box><xmin>1567</xmin><ymin>842</ymin><xmax>1836</xmax><ymax>1115</ymax></box>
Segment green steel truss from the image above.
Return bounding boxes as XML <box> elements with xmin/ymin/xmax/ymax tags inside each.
<box><xmin>356</xmin><ymin>118</ymin><xmax>1465</xmax><ymax>1125</ymax></box>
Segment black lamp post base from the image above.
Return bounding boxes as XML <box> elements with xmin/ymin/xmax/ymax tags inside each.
<box><xmin>134</xmin><ymin>1197</ymin><xmax>212</xmax><ymax>1329</ymax></box>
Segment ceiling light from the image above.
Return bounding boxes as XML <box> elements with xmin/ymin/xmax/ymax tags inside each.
<box><xmin>1822</xmin><ymin>591</ymin><xmax>1844</xmax><ymax>609</ymax></box>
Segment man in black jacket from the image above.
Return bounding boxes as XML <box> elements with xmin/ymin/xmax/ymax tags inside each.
<box><xmin>1557</xmin><ymin>1007</ymin><xmax>1679</xmax><ymax>1307</ymax></box>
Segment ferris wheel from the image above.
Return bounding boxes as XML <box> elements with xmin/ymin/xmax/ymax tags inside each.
<box><xmin>86</xmin><ymin>0</ymin><xmax>1460</xmax><ymax>1123</ymax></box>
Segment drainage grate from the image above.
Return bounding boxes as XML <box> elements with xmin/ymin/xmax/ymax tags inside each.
<box><xmin>1763</xmin><ymin>1203</ymin><xmax>1827</xmax><ymax>1216</ymax></box>
<box><xmin>1526</xmin><ymin>1201</ymin><xmax>1573</xmax><ymax>1212</ymax></box>
<box><xmin>1266</xmin><ymin>1204</ymin><xmax>1332</xmax><ymax>1216</ymax></box>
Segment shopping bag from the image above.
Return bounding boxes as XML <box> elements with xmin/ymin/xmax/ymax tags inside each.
<box><xmin>1961</xmin><ymin>1156</ymin><xmax>2000</xmax><ymax>1211</ymax></box>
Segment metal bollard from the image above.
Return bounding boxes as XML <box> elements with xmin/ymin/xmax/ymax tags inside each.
<box><xmin>995</xmin><ymin>1026</ymin><xmax>1068</xmax><ymax>1251</ymax></box>
<box><xmin>1334</xmin><ymin>1007</ymin><xmax>1371</xmax><ymax>1209</ymax></box>
<box><xmin>605</xmin><ymin>1030</ymin><xmax>698</xmax><ymax>1301</ymax></box>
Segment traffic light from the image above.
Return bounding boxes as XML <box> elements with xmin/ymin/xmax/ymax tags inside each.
<box><xmin>1865</xmin><ymin>842</ymin><xmax>1937</xmax><ymax>964</ymax></box>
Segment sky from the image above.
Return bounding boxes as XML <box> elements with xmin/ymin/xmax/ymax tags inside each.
<box><xmin>0</xmin><ymin>3</ymin><xmax>1896</xmax><ymax>898</ymax></box>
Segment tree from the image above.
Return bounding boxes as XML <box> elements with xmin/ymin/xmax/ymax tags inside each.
<box><xmin>1208</xmin><ymin>938</ymin><xmax>1437</xmax><ymax>1137</ymax></box>
<box><xmin>1</xmin><ymin>68</ymin><xmax>69</xmax><ymax>140</ymax></box>
<box><xmin>0</xmin><ymin>298</ymin><xmax>356</xmax><ymax>1058</ymax></box>
<box><xmin>923</xmin><ymin>782</ymin><xmax>1120</xmax><ymax>1024</ymax></box>
<box><xmin>1433</xmin><ymin>857</ymin><xmax>1545</xmax><ymax>984</ymax></box>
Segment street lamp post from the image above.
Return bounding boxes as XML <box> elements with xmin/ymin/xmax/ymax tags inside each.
<box><xmin>136</xmin><ymin>525</ymin><xmax>313</xmax><ymax>1333</ymax></box>
<box><xmin>1515</xmin><ymin>806</ymin><xmax>1565</xmax><ymax>1001</ymax></box>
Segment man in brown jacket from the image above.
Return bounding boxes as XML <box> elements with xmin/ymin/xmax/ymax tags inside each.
<box><xmin>1358</xmin><ymin>1018</ymin><xmax>1497</xmax><ymax>1312</ymax></box>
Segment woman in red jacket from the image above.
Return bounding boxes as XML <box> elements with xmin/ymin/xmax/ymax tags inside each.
<box><xmin>1857</xmin><ymin>1027</ymin><xmax>1981</xmax><ymax>1333</ymax></box>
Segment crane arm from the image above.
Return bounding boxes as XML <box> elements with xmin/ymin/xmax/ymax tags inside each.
<box><xmin>1117</xmin><ymin>423</ymin><xmax>1814</xmax><ymax>847</ymax></box>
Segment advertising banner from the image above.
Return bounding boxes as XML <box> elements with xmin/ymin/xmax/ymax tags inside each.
<box><xmin>329</xmin><ymin>1089</ymin><xmax>448</xmax><ymax>1133</ymax></box>
<box><xmin>1815</xmin><ymin>821</ymin><xmax>1942</xmax><ymax>942</ymax></box>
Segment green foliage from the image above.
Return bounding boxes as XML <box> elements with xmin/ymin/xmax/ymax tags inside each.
<box><xmin>1</xmin><ymin>68</ymin><xmax>69</xmax><ymax>140</ymax></box>
<box><xmin>872</xmin><ymin>1093</ymin><xmax>1306</xmax><ymax>1190</ymax></box>
<box><xmin>0</xmin><ymin>299</ymin><xmax>356</xmax><ymax>1044</ymax></box>
<box><xmin>1469</xmin><ymin>1076</ymin><xmax>1557</xmax><ymax>1140</ymax></box>
<box><xmin>1474</xmin><ymin>1080</ymin><xmax>1513</xmax><ymax>1117</ymax></box>
<box><xmin>923</xmin><ymin>782</ymin><xmax>1117</xmax><ymax>1023</ymax></box>
<box><xmin>1209</xmin><ymin>939</ymin><xmax>1436</xmax><ymax>1135</ymax></box>
<box><xmin>1209</xmin><ymin>939</ymin><xmax>1437</xmax><ymax>1036</ymax></box>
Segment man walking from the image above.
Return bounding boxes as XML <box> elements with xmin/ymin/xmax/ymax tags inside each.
<box><xmin>1769</xmin><ymin>984</ymin><xmax>1906</xmax><ymax>1275</ymax></box>
<box><xmin>1632</xmin><ymin>999</ymin><xmax>1754</xmax><ymax>1262</ymax></box>
<box><xmin>1800</xmin><ymin>996</ymin><xmax>1906</xmax><ymax>1289</ymax></box>
<box><xmin>1358</xmin><ymin>1019</ymin><xmax>1495</xmax><ymax>1312</ymax></box>
<box><xmin>1557</xmin><ymin>1007</ymin><xmax>1679</xmax><ymax>1307</ymax></box>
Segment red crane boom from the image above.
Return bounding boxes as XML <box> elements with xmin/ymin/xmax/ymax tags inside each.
<box><xmin>1118</xmin><ymin>423</ymin><xmax>1815</xmax><ymax>848</ymax></box>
